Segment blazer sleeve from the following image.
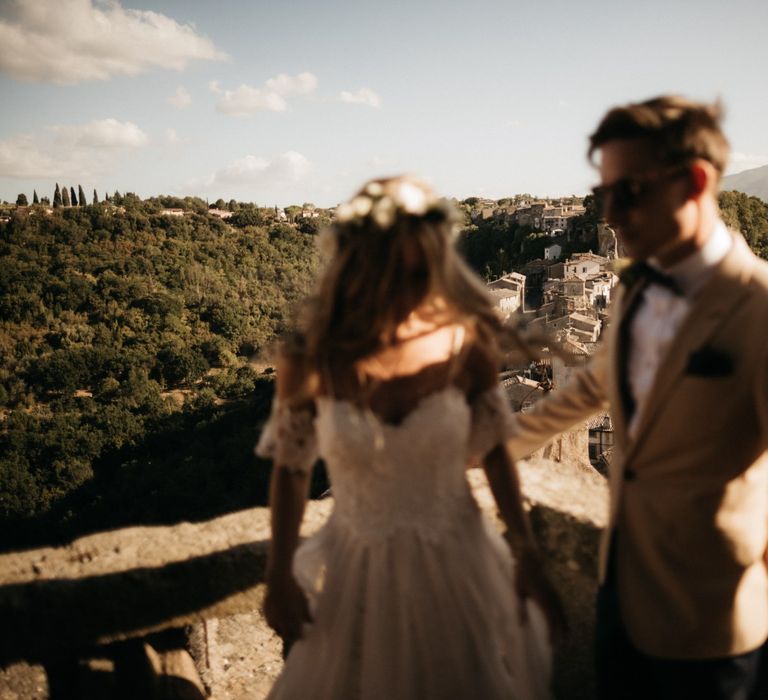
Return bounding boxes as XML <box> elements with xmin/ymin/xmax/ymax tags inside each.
<box><xmin>505</xmin><ymin>339</ymin><xmax>611</xmax><ymax>461</ymax></box>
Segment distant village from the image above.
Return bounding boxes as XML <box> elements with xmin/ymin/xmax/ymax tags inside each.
<box><xmin>476</xmin><ymin>198</ymin><xmax>621</xmax><ymax>474</ymax></box>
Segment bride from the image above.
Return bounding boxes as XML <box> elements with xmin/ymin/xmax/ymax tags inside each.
<box><xmin>256</xmin><ymin>176</ymin><xmax>564</xmax><ymax>699</ymax></box>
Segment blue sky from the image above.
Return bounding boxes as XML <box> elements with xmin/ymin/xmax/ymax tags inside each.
<box><xmin>1</xmin><ymin>0</ymin><xmax>767</xmax><ymax>206</ymax></box>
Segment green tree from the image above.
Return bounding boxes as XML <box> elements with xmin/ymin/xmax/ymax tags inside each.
<box><xmin>53</xmin><ymin>183</ymin><xmax>63</xmax><ymax>208</ymax></box>
<box><xmin>16</xmin><ymin>193</ymin><xmax>28</xmax><ymax>206</ymax></box>
<box><xmin>33</xmin><ymin>190</ymin><xmax>39</xmax><ymax>205</ymax></box>
<box><xmin>93</xmin><ymin>189</ymin><xmax>99</xmax><ymax>205</ymax></box>
<box><xmin>230</xmin><ymin>208</ymin><xmax>264</xmax><ymax>228</ymax></box>
<box><xmin>214</xmin><ymin>198</ymin><xmax>226</xmax><ymax>210</ymax></box>
<box><xmin>78</xmin><ymin>185</ymin><xmax>86</xmax><ymax>207</ymax></box>
<box><xmin>298</xmin><ymin>217</ymin><xmax>322</xmax><ymax>234</ymax></box>
<box><xmin>62</xmin><ymin>186</ymin><xmax>71</xmax><ymax>207</ymax></box>
<box><xmin>70</xmin><ymin>187</ymin><xmax>77</xmax><ymax>206</ymax></box>
<box><xmin>719</xmin><ymin>190</ymin><xmax>768</xmax><ymax>257</ymax></box>
<box><xmin>284</xmin><ymin>205</ymin><xmax>301</xmax><ymax>222</ymax></box>
<box><xmin>155</xmin><ymin>345</ymin><xmax>209</xmax><ymax>386</ymax></box>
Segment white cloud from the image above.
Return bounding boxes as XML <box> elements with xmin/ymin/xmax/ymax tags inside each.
<box><xmin>168</xmin><ymin>86</ymin><xmax>192</xmax><ymax>109</ymax></box>
<box><xmin>189</xmin><ymin>151</ymin><xmax>311</xmax><ymax>189</ymax></box>
<box><xmin>216</xmin><ymin>85</ymin><xmax>288</xmax><ymax>116</ymax></box>
<box><xmin>0</xmin><ymin>118</ymin><xmax>149</xmax><ymax>179</ymax></box>
<box><xmin>727</xmin><ymin>152</ymin><xmax>768</xmax><ymax>175</ymax></box>
<box><xmin>505</xmin><ymin>119</ymin><xmax>524</xmax><ymax>129</ymax></box>
<box><xmin>339</xmin><ymin>88</ymin><xmax>382</xmax><ymax>108</ymax></box>
<box><xmin>214</xmin><ymin>72</ymin><xmax>318</xmax><ymax>117</ymax></box>
<box><xmin>165</xmin><ymin>128</ymin><xmax>179</xmax><ymax>144</ymax></box>
<box><xmin>50</xmin><ymin>118</ymin><xmax>149</xmax><ymax>149</ymax></box>
<box><xmin>0</xmin><ymin>134</ymin><xmax>61</xmax><ymax>179</ymax></box>
<box><xmin>0</xmin><ymin>0</ymin><xmax>226</xmax><ymax>85</ymax></box>
<box><xmin>266</xmin><ymin>72</ymin><xmax>318</xmax><ymax>96</ymax></box>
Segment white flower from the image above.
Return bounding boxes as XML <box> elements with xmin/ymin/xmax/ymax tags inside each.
<box><xmin>365</xmin><ymin>182</ymin><xmax>384</xmax><ymax>197</ymax></box>
<box><xmin>371</xmin><ymin>197</ymin><xmax>396</xmax><ymax>228</ymax></box>
<box><xmin>335</xmin><ymin>202</ymin><xmax>355</xmax><ymax>222</ymax></box>
<box><xmin>351</xmin><ymin>195</ymin><xmax>373</xmax><ymax>217</ymax></box>
<box><xmin>397</xmin><ymin>181</ymin><xmax>428</xmax><ymax>214</ymax></box>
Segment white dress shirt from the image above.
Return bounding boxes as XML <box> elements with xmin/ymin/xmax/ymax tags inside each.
<box><xmin>627</xmin><ymin>220</ymin><xmax>732</xmax><ymax>437</ymax></box>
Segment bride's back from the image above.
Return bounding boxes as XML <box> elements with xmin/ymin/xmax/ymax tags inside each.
<box><xmin>320</xmin><ymin>320</ymin><xmax>473</xmax><ymax>424</ymax></box>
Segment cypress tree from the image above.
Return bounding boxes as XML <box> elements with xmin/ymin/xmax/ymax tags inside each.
<box><xmin>93</xmin><ymin>188</ymin><xmax>98</xmax><ymax>205</ymax></box>
<box><xmin>62</xmin><ymin>186</ymin><xmax>70</xmax><ymax>206</ymax></box>
<box><xmin>33</xmin><ymin>190</ymin><xmax>39</xmax><ymax>204</ymax></box>
<box><xmin>70</xmin><ymin>186</ymin><xmax>77</xmax><ymax>206</ymax></box>
<box><xmin>53</xmin><ymin>183</ymin><xmax>62</xmax><ymax>207</ymax></box>
<box><xmin>78</xmin><ymin>185</ymin><xmax>86</xmax><ymax>207</ymax></box>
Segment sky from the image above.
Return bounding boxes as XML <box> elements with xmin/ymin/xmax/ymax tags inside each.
<box><xmin>1</xmin><ymin>0</ymin><xmax>767</xmax><ymax>207</ymax></box>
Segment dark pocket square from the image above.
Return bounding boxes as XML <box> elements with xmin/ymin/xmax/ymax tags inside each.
<box><xmin>686</xmin><ymin>346</ymin><xmax>734</xmax><ymax>376</ymax></box>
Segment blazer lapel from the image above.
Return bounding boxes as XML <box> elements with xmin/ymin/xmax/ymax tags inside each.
<box><xmin>623</xmin><ymin>234</ymin><xmax>754</xmax><ymax>461</ymax></box>
<box><xmin>610</xmin><ymin>280</ymin><xmax>644</xmax><ymax>451</ymax></box>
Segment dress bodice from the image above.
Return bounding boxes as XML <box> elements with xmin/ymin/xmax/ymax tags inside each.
<box><xmin>315</xmin><ymin>386</ymin><xmax>476</xmax><ymax>541</ymax></box>
<box><xmin>256</xmin><ymin>383</ymin><xmax>517</xmax><ymax>542</ymax></box>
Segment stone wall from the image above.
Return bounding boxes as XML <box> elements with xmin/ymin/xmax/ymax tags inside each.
<box><xmin>0</xmin><ymin>459</ymin><xmax>607</xmax><ymax>699</ymax></box>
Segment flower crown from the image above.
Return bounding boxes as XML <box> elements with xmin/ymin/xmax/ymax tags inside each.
<box><xmin>334</xmin><ymin>179</ymin><xmax>452</xmax><ymax>230</ymax></box>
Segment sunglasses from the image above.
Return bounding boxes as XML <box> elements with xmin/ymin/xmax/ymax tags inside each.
<box><xmin>591</xmin><ymin>165</ymin><xmax>689</xmax><ymax>213</ymax></box>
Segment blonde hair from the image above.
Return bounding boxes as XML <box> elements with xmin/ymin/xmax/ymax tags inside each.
<box><xmin>588</xmin><ymin>95</ymin><xmax>730</xmax><ymax>175</ymax></box>
<box><xmin>294</xmin><ymin>176</ymin><xmax>505</xmax><ymax>372</ymax></box>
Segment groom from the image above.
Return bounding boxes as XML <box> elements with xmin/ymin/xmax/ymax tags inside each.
<box><xmin>507</xmin><ymin>95</ymin><xmax>768</xmax><ymax>699</ymax></box>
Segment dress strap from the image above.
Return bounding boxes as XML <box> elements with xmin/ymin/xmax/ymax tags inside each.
<box><xmin>445</xmin><ymin>324</ymin><xmax>467</xmax><ymax>385</ymax></box>
<box><xmin>451</xmin><ymin>324</ymin><xmax>466</xmax><ymax>356</ymax></box>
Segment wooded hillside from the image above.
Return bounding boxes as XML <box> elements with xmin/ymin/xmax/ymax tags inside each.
<box><xmin>0</xmin><ymin>201</ymin><xmax>320</xmax><ymax>548</ymax></box>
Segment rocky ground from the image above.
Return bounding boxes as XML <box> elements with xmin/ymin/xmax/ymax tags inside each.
<box><xmin>0</xmin><ymin>458</ymin><xmax>606</xmax><ymax>699</ymax></box>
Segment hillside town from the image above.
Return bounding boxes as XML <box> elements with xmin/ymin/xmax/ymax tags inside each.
<box><xmin>483</xmin><ymin>217</ymin><xmax>622</xmax><ymax>473</ymax></box>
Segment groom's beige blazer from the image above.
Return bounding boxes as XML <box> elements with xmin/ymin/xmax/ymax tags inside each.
<box><xmin>507</xmin><ymin>232</ymin><xmax>768</xmax><ymax>659</ymax></box>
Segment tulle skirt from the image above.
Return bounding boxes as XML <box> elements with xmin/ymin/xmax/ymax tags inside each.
<box><xmin>266</xmin><ymin>512</ymin><xmax>552</xmax><ymax>700</ymax></box>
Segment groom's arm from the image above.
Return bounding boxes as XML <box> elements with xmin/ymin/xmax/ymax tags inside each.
<box><xmin>756</xmin><ymin>339</ymin><xmax>768</xmax><ymax>570</ymax></box>
<box><xmin>505</xmin><ymin>339</ymin><xmax>610</xmax><ymax>461</ymax></box>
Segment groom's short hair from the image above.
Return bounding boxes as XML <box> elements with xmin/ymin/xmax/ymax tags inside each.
<box><xmin>588</xmin><ymin>95</ymin><xmax>730</xmax><ymax>176</ymax></box>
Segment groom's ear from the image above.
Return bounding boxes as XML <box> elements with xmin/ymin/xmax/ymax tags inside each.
<box><xmin>687</xmin><ymin>160</ymin><xmax>716</xmax><ymax>200</ymax></box>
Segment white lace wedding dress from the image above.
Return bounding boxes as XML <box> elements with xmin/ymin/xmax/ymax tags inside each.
<box><xmin>256</xmin><ymin>383</ymin><xmax>552</xmax><ymax>699</ymax></box>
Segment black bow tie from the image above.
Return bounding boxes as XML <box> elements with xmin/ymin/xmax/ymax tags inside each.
<box><xmin>621</xmin><ymin>261</ymin><xmax>683</xmax><ymax>296</ymax></box>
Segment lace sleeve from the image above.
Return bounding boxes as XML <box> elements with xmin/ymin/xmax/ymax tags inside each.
<box><xmin>468</xmin><ymin>384</ymin><xmax>518</xmax><ymax>459</ymax></box>
<box><xmin>254</xmin><ymin>397</ymin><xmax>318</xmax><ymax>475</ymax></box>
